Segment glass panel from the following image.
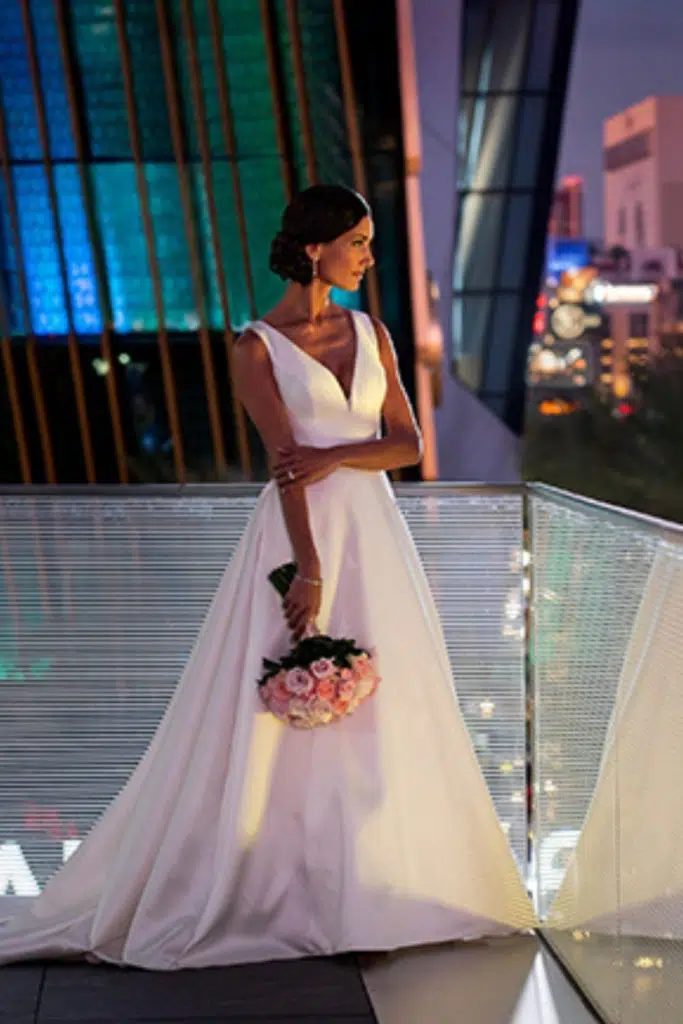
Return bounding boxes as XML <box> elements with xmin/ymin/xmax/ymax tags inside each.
<box><xmin>498</xmin><ymin>194</ymin><xmax>533</xmax><ymax>290</ymax></box>
<box><xmin>462</xmin><ymin>95</ymin><xmax>519</xmax><ymax>191</ymax></box>
<box><xmin>91</xmin><ymin>164</ymin><xmax>155</xmax><ymax>333</ymax></box>
<box><xmin>69</xmin><ymin>0</ymin><xmax>131</xmax><ymax>159</ymax></box>
<box><xmin>238</xmin><ymin>156</ymin><xmax>287</xmax><ymax>314</ymax></box>
<box><xmin>273</xmin><ymin>0</ymin><xmax>308</xmax><ymax>185</ymax></box>
<box><xmin>0</xmin><ymin>0</ymin><xmax>41</xmax><ymax>160</ymax></box>
<box><xmin>452</xmin><ymin>293</ymin><xmax>490</xmax><ymax>386</ymax></box>
<box><xmin>0</xmin><ymin>489</ymin><xmax>527</xmax><ymax>886</ymax></box>
<box><xmin>482</xmin><ymin>293</ymin><xmax>520</xmax><ymax>392</ymax></box>
<box><xmin>125</xmin><ymin>0</ymin><xmax>172</xmax><ymax>161</ymax></box>
<box><xmin>208</xmin><ymin>162</ymin><xmax>251</xmax><ymax>329</ymax></box>
<box><xmin>511</xmin><ymin>95</ymin><xmax>546</xmax><ymax>189</ymax></box>
<box><xmin>144</xmin><ymin>164</ymin><xmax>195</xmax><ymax>331</ymax></box>
<box><xmin>454</xmin><ymin>192</ymin><xmax>506</xmax><ymax>292</ymax></box>
<box><xmin>13</xmin><ymin>165</ymin><xmax>67</xmax><ymax>334</ymax></box>
<box><xmin>31</xmin><ymin>0</ymin><xmax>75</xmax><ymax>160</ymax></box>
<box><xmin>457</xmin><ymin>95</ymin><xmax>475</xmax><ymax>184</ymax></box>
<box><xmin>525</xmin><ymin>1</ymin><xmax>560</xmax><ymax>90</ymax></box>
<box><xmin>53</xmin><ymin>165</ymin><xmax>102</xmax><ymax>334</ymax></box>
<box><xmin>0</xmin><ymin>176</ymin><xmax>26</xmax><ymax>334</ymax></box>
<box><xmin>489</xmin><ymin>0</ymin><xmax>534</xmax><ymax>93</ymax></box>
<box><xmin>461</xmin><ymin>1</ymin><xmax>492</xmax><ymax>95</ymax></box>
<box><xmin>218</xmin><ymin>0</ymin><xmax>281</xmax><ymax>159</ymax></box>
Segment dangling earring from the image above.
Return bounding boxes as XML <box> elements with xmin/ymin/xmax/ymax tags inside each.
<box><xmin>308</xmin><ymin>258</ymin><xmax>319</xmax><ymax>327</ymax></box>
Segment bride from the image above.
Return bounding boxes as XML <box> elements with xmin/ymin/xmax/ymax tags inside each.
<box><xmin>0</xmin><ymin>184</ymin><xmax>535</xmax><ymax>969</ymax></box>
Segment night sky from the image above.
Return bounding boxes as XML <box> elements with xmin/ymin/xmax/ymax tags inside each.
<box><xmin>558</xmin><ymin>0</ymin><xmax>683</xmax><ymax>240</ymax></box>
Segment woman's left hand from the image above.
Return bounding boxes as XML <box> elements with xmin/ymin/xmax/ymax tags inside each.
<box><xmin>273</xmin><ymin>445</ymin><xmax>339</xmax><ymax>490</ymax></box>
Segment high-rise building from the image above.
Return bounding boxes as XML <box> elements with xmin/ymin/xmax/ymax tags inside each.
<box><xmin>604</xmin><ymin>96</ymin><xmax>683</xmax><ymax>252</ymax></box>
<box><xmin>549</xmin><ymin>175</ymin><xmax>584</xmax><ymax>238</ymax></box>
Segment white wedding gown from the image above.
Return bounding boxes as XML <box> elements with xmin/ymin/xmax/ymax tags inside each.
<box><xmin>0</xmin><ymin>311</ymin><xmax>535</xmax><ymax>969</ymax></box>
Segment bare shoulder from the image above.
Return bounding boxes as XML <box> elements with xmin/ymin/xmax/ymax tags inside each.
<box><xmin>369</xmin><ymin>316</ymin><xmax>398</xmax><ymax>365</ymax></box>
<box><xmin>234</xmin><ymin>326</ymin><xmax>266</xmax><ymax>355</ymax></box>
<box><xmin>232</xmin><ymin>328</ymin><xmax>275</xmax><ymax>401</ymax></box>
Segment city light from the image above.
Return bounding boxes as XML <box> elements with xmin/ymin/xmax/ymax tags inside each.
<box><xmin>590</xmin><ymin>282</ymin><xmax>659</xmax><ymax>305</ymax></box>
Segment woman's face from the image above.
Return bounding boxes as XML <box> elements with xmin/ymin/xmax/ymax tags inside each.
<box><xmin>309</xmin><ymin>216</ymin><xmax>375</xmax><ymax>292</ymax></box>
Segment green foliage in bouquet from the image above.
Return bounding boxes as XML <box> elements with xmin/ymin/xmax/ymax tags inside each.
<box><xmin>259</xmin><ymin>562</ymin><xmax>365</xmax><ymax>686</ymax></box>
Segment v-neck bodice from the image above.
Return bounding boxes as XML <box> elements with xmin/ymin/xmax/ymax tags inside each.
<box><xmin>260</xmin><ymin>314</ymin><xmax>359</xmax><ymax>407</ymax></box>
<box><xmin>249</xmin><ymin>310</ymin><xmax>387</xmax><ymax>449</ymax></box>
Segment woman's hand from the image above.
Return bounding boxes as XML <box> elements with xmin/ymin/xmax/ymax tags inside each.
<box><xmin>273</xmin><ymin>445</ymin><xmax>339</xmax><ymax>490</ymax></box>
<box><xmin>283</xmin><ymin>574</ymin><xmax>322</xmax><ymax>640</ymax></box>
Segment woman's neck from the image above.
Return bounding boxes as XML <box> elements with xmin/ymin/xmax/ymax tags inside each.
<box><xmin>282</xmin><ymin>281</ymin><xmax>333</xmax><ymax>327</ymax></box>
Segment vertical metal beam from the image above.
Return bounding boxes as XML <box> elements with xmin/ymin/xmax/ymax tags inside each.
<box><xmin>112</xmin><ymin>0</ymin><xmax>186</xmax><ymax>483</ymax></box>
<box><xmin>0</xmin><ymin>65</ymin><xmax>56</xmax><ymax>482</ymax></box>
<box><xmin>155</xmin><ymin>0</ymin><xmax>226</xmax><ymax>474</ymax></box>
<box><xmin>259</xmin><ymin>0</ymin><xmax>295</xmax><ymax>201</ymax></box>
<box><xmin>19</xmin><ymin>0</ymin><xmax>96</xmax><ymax>483</ymax></box>
<box><xmin>332</xmin><ymin>0</ymin><xmax>381</xmax><ymax>319</ymax></box>
<box><xmin>182</xmin><ymin>0</ymin><xmax>251</xmax><ymax>478</ymax></box>
<box><xmin>284</xmin><ymin>0</ymin><xmax>317</xmax><ymax>186</ymax></box>
<box><xmin>395</xmin><ymin>0</ymin><xmax>438</xmax><ymax>480</ymax></box>
<box><xmin>207</xmin><ymin>0</ymin><xmax>258</xmax><ymax>319</ymax></box>
<box><xmin>54</xmin><ymin>0</ymin><xmax>129</xmax><ymax>484</ymax></box>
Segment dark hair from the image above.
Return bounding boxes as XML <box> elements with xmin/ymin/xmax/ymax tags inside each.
<box><xmin>269</xmin><ymin>184</ymin><xmax>370</xmax><ymax>285</ymax></box>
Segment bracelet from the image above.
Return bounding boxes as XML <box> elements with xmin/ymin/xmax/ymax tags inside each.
<box><xmin>296</xmin><ymin>573</ymin><xmax>322</xmax><ymax>587</ymax></box>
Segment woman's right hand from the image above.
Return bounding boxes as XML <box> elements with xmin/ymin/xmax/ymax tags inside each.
<box><xmin>283</xmin><ymin>574</ymin><xmax>322</xmax><ymax>640</ymax></box>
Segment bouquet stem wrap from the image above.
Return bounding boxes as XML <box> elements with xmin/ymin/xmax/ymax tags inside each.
<box><xmin>258</xmin><ymin>562</ymin><xmax>380</xmax><ymax>729</ymax></box>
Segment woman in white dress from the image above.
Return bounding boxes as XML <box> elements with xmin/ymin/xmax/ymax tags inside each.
<box><xmin>0</xmin><ymin>185</ymin><xmax>535</xmax><ymax>970</ymax></box>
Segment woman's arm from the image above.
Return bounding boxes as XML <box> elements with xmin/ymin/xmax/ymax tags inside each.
<box><xmin>337</xmin><ymin>317</ymin><xmax>422</xmax><ymax>470</ymax></box>
<box><xmin>233</xmin><ymin>331</ymin><xmax>321</xmax><ymax>637</ymax></box>
<box><xmin>274</xmin><ymin>318</ymin><xmax>422</xmax><ymax>488</ymax></box>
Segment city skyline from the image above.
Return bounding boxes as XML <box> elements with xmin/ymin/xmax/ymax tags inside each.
<box><xmin>558</xmin><ymin>0</ymin><xmax>683</xmax><ymax>240</ymax></box>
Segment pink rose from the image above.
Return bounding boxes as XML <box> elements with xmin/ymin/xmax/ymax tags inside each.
<box><xmin>356</xmin><ymin>675</ymin><xmax>379</xmax><ymax>701</ymax></box>
<box><xmin>309</xmin><ymin>699</ymin><xmax>334</xmax><ymax>724</ymax></box>
<box><xmin>316</xmin><ymin>679</ymin><xmax>337</xmax><ymax>702</ymax></box>
<box><xmin>284</xmin><ymin>667</ymin><xmax>315</xmax><ymax>697</ymax></box>
<box><xmin>268</xmin><ymin>699</ymin><xmax>290</xmax><ymax>720</ymax></box>
<box><xmin>350</xmin><ymin>654</ymin><xmax>373</xmax><ymax>678</ymax></box>
<box><xmin>310</xmin><ymin>658</ymin><xmax>336</xmax><ymax>680</ymax></box>
<box><xmin>287</xmin><ymin>697</ymin><xmax>310</xmax><ymax>720</ymax></box>
<box><xmin>338</xmin><ymin>678</ymin><xmax>356</xmax><ymax>700</ymax></box>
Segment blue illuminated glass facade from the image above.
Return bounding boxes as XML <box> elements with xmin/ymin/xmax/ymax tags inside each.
<box><xmin>0</xmin><ymin>0</ymin><xmax>410</xmax><ymax>484</ymax></box>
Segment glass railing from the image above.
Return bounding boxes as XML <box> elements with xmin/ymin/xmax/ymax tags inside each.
<box><xmin>0</xmin><ymin>484</ymin><xmax>527</xmax><ymax>900</ymax></box>
<box><xmin>2</xmin><ymin>481</ymin><xmax>682</xmax><ymax>1022</ymax></box>
<box><xmin>531</xmin><ymin>483</ymin><xmax>683</xmax><ymax>1024</ymax></box>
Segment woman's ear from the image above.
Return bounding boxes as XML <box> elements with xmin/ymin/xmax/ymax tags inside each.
<box><xmin>305</xmin><ymin>243</ymin><xmax>322</xmax><ymax>263</ymax></box>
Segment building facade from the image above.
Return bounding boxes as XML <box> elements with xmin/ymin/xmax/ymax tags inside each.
<box><xmin>413</xmin><ymin>0</ymin><xmax>581</xmax><ymax>481</ymax></box>
<box><xmin>0</xmin><ymin>0</ymin><xmax>583</xmax><ymax>485</ymax></box>
<box><xmin>604</xmin><ymin>96</ymin><xmax>683</xmax><ymax>253</ymax></box>
<box><xmin>549</xmin><ymin>175</ymin><xmax>584</xmax><ymax>239</ymax></box>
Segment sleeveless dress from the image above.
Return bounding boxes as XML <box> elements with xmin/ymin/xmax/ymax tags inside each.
<box><xmin>0</xmin><ymin>311</ymin><xmax>535</xmax><ymax>969</ymax></box>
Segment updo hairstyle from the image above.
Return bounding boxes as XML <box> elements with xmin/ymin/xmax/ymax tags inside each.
<box><xmin>269</xmin><ymin>184</ymin><xmax>370</xmax><ymax>286</ymax></box>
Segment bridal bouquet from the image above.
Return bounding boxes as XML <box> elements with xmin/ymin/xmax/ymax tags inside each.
<box><xmin>258</xmin><ymin>562</ymin><xmax>380</xmax><ymax>729</ymax></box>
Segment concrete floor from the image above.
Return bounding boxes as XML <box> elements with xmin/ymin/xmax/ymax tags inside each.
<box><xmin>362</xmin><ymin>936</ymin><xmax>599</xmax><ymax>1023</ymax></box>
<box><xmin>0</xmin><ymin>937</ymin><xmax>601</xmax><ymax>1024</ymax></box>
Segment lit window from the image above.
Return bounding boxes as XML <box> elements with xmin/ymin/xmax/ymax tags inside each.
<box><xmin>634</xmin><ymin>202</ymin><xmax>646</xmax><ymax>248</ymax></box>
<box><xmin>629</xmin><ymin>312</ymin><xmax>649</xmax><ymax>337</ymax></box>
